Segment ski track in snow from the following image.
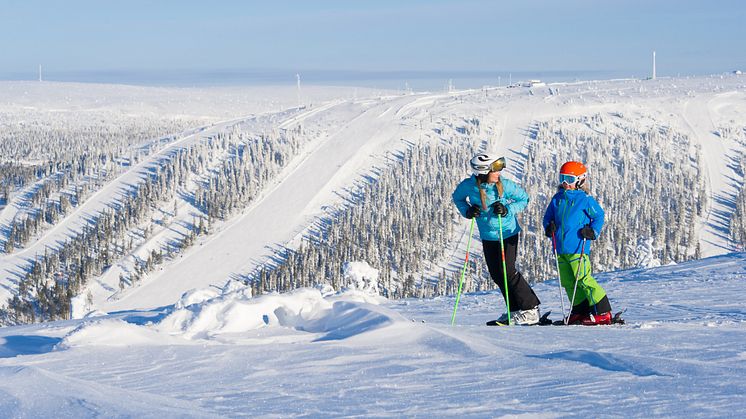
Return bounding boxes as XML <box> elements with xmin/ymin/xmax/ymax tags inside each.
<box><xmin>101</xmin><ymin>95</ymin><xmax>423</xmax><ymax>311</ymax></box>
<box><xmin>681</xmin><ymin>93</ymin><xmax>742</xmax><ymax>255</ymax></box>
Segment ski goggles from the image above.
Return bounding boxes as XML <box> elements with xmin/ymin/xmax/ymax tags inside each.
<box><xmin>559</xmin><ymin>173</ymin><xmax>580</xmax><ymax>185</ymax></box>
<box><xmin>488</xmin><ymin>157</ymin><xmax>506</xmax><ymax>172</ymax></box>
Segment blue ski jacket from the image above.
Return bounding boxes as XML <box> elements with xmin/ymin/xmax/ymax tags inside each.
<box><xmin>543</xmin><ymin>188</ymin><xmax>605</xmax><ymax>254</ymax></box>
<box><xmin>452</xmin><ymin>176</ymin><xmax>529</xmax><ymax>241</ymax></box>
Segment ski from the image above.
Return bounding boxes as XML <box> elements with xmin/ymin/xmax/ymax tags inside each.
<box><xmin>551</xmin><ymin>309</ymin><xmax>626</xmax><ymax>326</ymax></box>
<box><xmin>485</xmin><ymin>310</ymin><xmax>626</xmax><ymax>327</ymax></box>
<box><xmin>486</xmin><ymin>311</ymin><xmax>553</xmax><ymax>326</ymax></box>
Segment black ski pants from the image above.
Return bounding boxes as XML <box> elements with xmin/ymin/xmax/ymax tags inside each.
<box><xmin>482</xmin><ymin>234</ymin><xmax>540</xmax><ymax>311</ymax></box>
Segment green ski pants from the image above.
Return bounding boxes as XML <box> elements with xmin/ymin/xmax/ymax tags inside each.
<box><xmin>557</xmin><ymin>253</ymin><xmax>607</xmax><ymax>308</ymax></box>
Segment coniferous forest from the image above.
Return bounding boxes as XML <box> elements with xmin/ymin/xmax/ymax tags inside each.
<box><xmin>246</xmin><ymin>112</ymin><xmax>706</xmax><ymax>298</ymax></box>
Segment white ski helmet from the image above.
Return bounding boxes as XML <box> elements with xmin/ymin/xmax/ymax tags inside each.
<box><xmin>470</xmin><ymin>153</ymin><xmax>506</xmax><ymax>175</ymax></box>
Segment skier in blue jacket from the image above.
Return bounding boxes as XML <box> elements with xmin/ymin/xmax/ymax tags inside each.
<box><xmin>543</xmin><ymin>161</ymin><xmax>613</xmax><ymax>325</ymax></box>
<box><xmin>452</xmin><ymin>154</ymin><xmax>541</xmax><ymax>325</ymax></box>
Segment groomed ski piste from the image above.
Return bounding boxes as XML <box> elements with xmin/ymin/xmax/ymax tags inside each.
<box><xmin>0</xmin><ymin>253</ymin><xmax>744</xmax><ymax>417</ymax></box>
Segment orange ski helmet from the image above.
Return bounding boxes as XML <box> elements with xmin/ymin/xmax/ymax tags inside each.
<box><xmin>559</xmin><ymin>161</ymin><xmax>587</xmax><ymax>187</ymax></box>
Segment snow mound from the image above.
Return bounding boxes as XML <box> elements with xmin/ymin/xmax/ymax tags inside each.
<box><xmin>298</xmin><ymin>300</ymin><xmax>396</xmax><ymax>342</ymax></box>
<box><xmin>174</xmin><ymin>286</ymin><xmax>223</xmax><ymax>309</ymax></box>
<box><xmin>84</xmin><ymin>310</ymin><xmax>109</xmax><ymax>318</ymax></box>
<box><xmin>55</xmin><ymin>282</ymin><xmax>396</xmax><ymax>347</ymax></box>
<box><xmin>157</xmin><ymin>284</ymin><xmax>395</xmax><ymax>341</ymax></box>
<box><xmin>70</xmin><ymin>293</ymin><xmax>95</xmax><ymax>319</ymax></box>
<box><xmin>58</xmin><ymin>319</ymin><xmax>184</xmax><ymax>348</ymax></box>
<box><xmin>342</xmin><ymin>261</ymin><xmax>381</xmax><ymax>294</ymax></box>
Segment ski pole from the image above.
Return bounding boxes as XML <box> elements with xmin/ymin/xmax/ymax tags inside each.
<box><xmin>498</xmin><ymin>214</ymin><xmax>511</xmax><ymax>325</ymax></box>
<box><xmin>567</xmin><ymin>238</ymin><xmax>587</xmax><ymax>325</ymax></box>
<box><xmin>451</xmin><ymin>218</ymin><xmax>476</xmax><ymax>326</ymax></box>
<box><xmin>551</xmin><ymin>231</ymin><xmax>567</xmax><ymax>323</ymax></box>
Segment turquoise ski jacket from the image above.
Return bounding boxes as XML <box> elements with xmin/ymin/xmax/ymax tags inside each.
<box><xmin>452</xmin><ymin>176</ymin><xmax>529</xmax><ymax>241</ymax></box>
<box><xmin>543</xmin><ymin>189</ymin><xmax>605</xmax><ymax>254</ymax></box>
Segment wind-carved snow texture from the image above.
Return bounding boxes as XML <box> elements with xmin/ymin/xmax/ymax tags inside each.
<box><xmin>62</xmin><ymin>284</ymin><xmax>393</xmax><ymax>344</ymax></box>
<box><xmin>0</xmin><ymin>253</ymin><xmax>745</xmax><ymax>417</ymax></box>
<box><xmin>528</xmin><ymin>350</ymin><xmax>668</xmax><ymax>377</ymax></box>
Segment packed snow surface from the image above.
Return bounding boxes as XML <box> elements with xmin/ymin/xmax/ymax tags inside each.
<box><xmin>0</xmin><ymin>253</ymin><xmax>744</xmax><ymax>417</ymax></box>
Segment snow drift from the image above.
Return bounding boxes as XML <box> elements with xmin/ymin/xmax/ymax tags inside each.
<box><xmin>158</xmin><ymin>284</ymin><xmax>394</xmax><ymax>341</ymax></box>
<box><xmin>60</xmin><ymin>280</ymin><xmax>397</xmax><ymax>346</ymax></box>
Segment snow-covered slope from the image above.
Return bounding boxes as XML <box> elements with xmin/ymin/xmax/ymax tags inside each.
<box><xmin>103</xmin><ymin>76</ymin><xmax>746</xmax><ymax>312</ymax></box>
<box><xmin>0</xmin><ymin>253</ymin><xmax>744</xmax><ymax>417</ymax></box>
<box><xmin>2</xmin><ymin>76</ymin><xmax>746</xmax><ymax>318</ymax></box>
<box><xmin>100</xmin><ymin>94</ymin><xmax>428</xmax><ymax>311</ymax></box>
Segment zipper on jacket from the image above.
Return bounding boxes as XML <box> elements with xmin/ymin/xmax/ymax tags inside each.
<box><xmin>559</xmin><ymin>194</ymin><xmax>574</xmax><ymax>249</ymax></box>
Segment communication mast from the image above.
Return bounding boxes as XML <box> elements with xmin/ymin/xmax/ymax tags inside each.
<box><xmin>296</xmin><ymin>73</ymin><xmax>301</xmax><ymax>108</ymax></box>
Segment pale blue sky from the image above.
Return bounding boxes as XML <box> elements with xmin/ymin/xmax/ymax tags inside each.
<box><xmin>1</xmin><ymin>0</ymin><xmax>744</xmax><ymax>84</ymax></box>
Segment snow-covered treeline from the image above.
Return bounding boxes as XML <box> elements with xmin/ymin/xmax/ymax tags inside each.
<box><xmin>123</xmin><ymin>125</ymin><xmax>313</xmax><ymax>283</ymax></box>
<box><xmin>240</xmin><ymin>113</ymin><xmax>706</xmax><ymax>298</ymax></box>
<box><xmin>519</xmin><ymin>113</ymin><xmax>704</xmax><ymax>281</ymax></box>
<box><xmin>244</xmin><ymin>141</ymin><xmax>479</xmax><ymax>298</ymax></box>
<box><xmin>0</xmin><ymin>110</ymin><xmax>209</xmax><ymax>164</ymax></box>
<box><xmin>246</xmin><ymin>112</ymin><xmax>706</xmax><ymax>299</ymax></box>
<box><xmin>0</xmin><ymin>112</ymin><xmax>208</xmax><ymax>253</ymax></box>
<box><xmin>1</xmin><ymin>118</ymin><xmax>321</xmax><ymax>324</ymax></box>
<box><xmin>194</xmin><ymin>125</ymin><xmax>305</xmax><ymax>220</ymax></box>
<box><xmin>723</xmin><ymin>125</ymin><xmax>746</xmax><ymax>247</ymax></box>
<box><xmin>4</xmin><ymin>153</ymin><xmax>197</xmax><ymax>323</ymax></box>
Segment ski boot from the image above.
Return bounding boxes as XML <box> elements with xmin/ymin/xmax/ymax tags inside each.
<box><xmin>580</xmin><ymin>311</ymin><xmax>612</xmax><ymax>326</ymax></box>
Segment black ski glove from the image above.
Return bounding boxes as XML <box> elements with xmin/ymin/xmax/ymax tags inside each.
<box><xmin>491</xmin><ymin>201</ymin><xmax>508</xmax><ymax>217</ymax></box>
<box><xmin>465</xmin><ymin>205</ymin><xmax>481</xmax><ymax>219</ymax></box>
<box><xmin>580</xmin><ymin>224</ymin><xmax>597</xmax><ymax>240</ymax></box>
<box><xmin>544</xmin><ymin>221</ymin><xmax>556</xmax><ymax>238</ymax></box>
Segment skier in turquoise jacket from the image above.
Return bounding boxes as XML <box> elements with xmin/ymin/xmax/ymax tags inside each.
<box><xmin>452</xmin><ymin>153</ymin><xmax>541</xmax><ymax>325</ymax></box>
<box><xmin>543</xmin><ymin>161</ymin><xmax>613</xmax><ymax>325</ymax></box>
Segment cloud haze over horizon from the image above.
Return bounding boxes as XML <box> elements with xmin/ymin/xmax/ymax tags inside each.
<box><xmin>1</xmin><ymin>0</ymin><xmax>744</xmax><ymax>85</ymax></box>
